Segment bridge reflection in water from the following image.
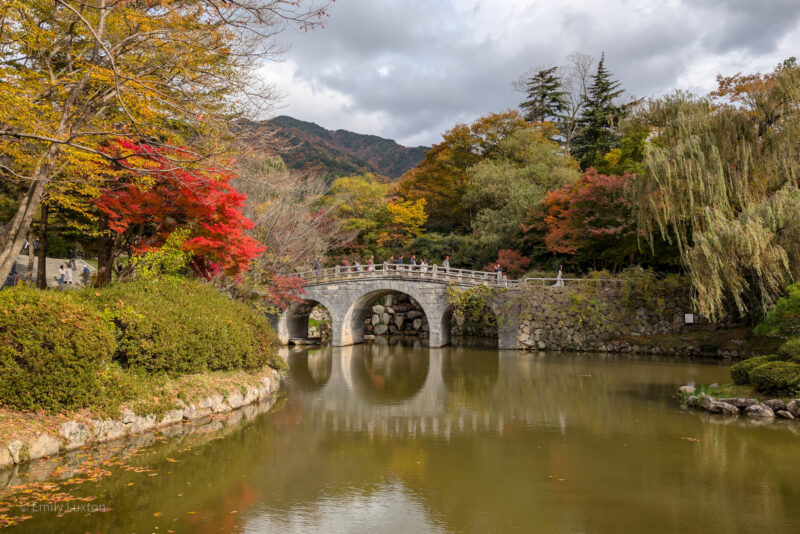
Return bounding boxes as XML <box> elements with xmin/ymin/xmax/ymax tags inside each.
<box><xmin>282</xmin><ymin>343</ymin><xmax>531</xmax><ymax>439</ymax></box>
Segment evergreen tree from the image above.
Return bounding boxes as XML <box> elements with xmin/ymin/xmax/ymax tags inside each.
<box><xmin>519</xmin><ymin>66</ymin><xmax>568</xmax><ymax>123</ymax></box>
<box><xmin>572</xmin><ymin>54</ymin><xmax>625</xmax><ymax>170</ymax></box>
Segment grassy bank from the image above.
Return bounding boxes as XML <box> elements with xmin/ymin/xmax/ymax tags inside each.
<box><xmin>0</xmin><ymin>279</ymin><xmax>283</xmax><ymax>426</ymax></box>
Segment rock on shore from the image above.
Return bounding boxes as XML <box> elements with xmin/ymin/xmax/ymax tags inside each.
<box><xmin>0</xmin><ymin>368</ymin><xmax>282</xmax><ymax>470</ymax></box>
<box><xmin>684</xmin><ymin>390</ymin><xmax>800</xmax><ymax>421</ymax></box>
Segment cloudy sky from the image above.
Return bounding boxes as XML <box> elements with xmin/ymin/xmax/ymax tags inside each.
<box><xmin>260</xmin><ymin>0</ymin><xmax>800</xmax><ymax>147</ymax></box>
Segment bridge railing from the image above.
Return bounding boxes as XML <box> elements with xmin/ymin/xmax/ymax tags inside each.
<box><xmin>290</xmin><ymin>263</ymin><xmax>509</xmax><ymax>287</ymax></box>
<box><xmin>286</xmin><ymin>263</ymin><xmax>623</xmax><ymax>289</ymax></box>
<box><xmin>506</xmin><ymin>277</ymin><xmax>625</xmax><ymax>289</ymax></box>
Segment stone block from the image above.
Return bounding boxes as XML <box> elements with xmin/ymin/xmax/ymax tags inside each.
<box><xmin>59</xmin><ymin>421</ymin><xmax>91</xmax><ymax>450</ymax></box>
<box><xmin>90</xmin><ymin>419</ymin><xmax>127</xmax><ymax>442</ymax></box>
<box><xmin>28</xmin><ymin>434</ymin><xmax>61</xmax><ymax>459</ymax></box>
<box><xmin>7</xmin><ymin>441</ymin><xmax>23</xmax><ymax>464</ymax></box>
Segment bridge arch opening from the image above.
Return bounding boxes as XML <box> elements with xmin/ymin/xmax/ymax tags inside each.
<box><xmin>341</xmin><ymin>289</ymin><xmax>435</xmax><ymax>346</ymax></box>
<box><xmin>447</xmin><ymin>302</ymin><xmax>499</xmax><ymax>346</ymax></box>
<box><xmin>283</xmin><ymin>300</ymin><xmax>333</xmax><ymax>344</ymax></box>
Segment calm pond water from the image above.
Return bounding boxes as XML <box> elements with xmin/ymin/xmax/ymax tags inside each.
<box><xmin>5</xmin><ymin>343</ymin><xmax>800</xmax><ymax>533</ymax></box>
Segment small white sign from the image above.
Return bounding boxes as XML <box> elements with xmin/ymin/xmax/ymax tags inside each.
<box><xmin>684</xmin><ymin>313</ymin><xmax>695</xmax><ymax>324</ymax></box>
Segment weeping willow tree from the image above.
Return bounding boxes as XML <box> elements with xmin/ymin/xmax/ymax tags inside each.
<box><xmin>632</xmin><ymin>58</ymin><xmax>800</xmax><ymax>320</ymax></box>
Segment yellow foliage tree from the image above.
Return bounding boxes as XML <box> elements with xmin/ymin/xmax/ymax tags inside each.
<box><xmin>0</xmin><ymin>0</ymin><xmax>332</xmax><ymax>283</ymax></box>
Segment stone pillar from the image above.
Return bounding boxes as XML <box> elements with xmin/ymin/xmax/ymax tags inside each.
<box><xmin>426</xmin><ymin>306</ymin><xmax>452</xmax><ymax>348</ymax></box>
<box><xmin>497</xmin><ymin>318</ymin><xmax>519</xmax><ymax>349</ymax></box>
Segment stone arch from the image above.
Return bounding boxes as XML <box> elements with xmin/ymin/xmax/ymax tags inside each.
<box><xmin>276</xmin><ymin>296</ymin><xmax>339</xmax><ymax>345</ymax></box>
<box><xmin>339</xmin><ymin>283</ymin><xmax>451</xmax><ymax>347</ymax></box>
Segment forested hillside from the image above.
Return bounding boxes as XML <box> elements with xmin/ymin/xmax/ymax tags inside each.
<box><xmin>267</xmin><ymin>115</ymin><xmax>427</xmax><ymax>179</ymax></box>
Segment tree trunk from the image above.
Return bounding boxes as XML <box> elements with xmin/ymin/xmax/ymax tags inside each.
<box><xmin>95</xmin><ymin>218</ymin><xmax>115</xmax><ymax>286</ymax></box>
<box><xmin>0</xmin><ymin>180</ymin><xmax>44</xmax><ymax>284</ymax></box>
<box><xmin>25</xmin><ymin>228</ymin><xmax>35</xmax><ymax>283</ymax></box>
<box><xmin>36</xmin><ymin>203</ymin><xmax>49</xmax><ymax>289</ymax></box>
<box><xmin>0</xmin><ymin>144</ymin><xmax>59</xmax><ymax>284</ymax></box>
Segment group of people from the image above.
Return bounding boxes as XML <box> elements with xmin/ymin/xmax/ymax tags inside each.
<box><xmin>58</xmin><ymin>248</ymin><xmax>92</xmax><ymax>285</ymax></box>
<box><xmin>58</xmin><ymin>262</ymin><xmax>91</xmax><ymax>286</ymax></box>
<box><xmin>314</xmin><ymin>254</ymin><xmax>454</xmax><ymax>275</ymax></box>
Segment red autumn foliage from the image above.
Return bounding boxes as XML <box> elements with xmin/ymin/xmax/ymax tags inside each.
<box><xmin>95</xmin><ymin>138</ymin><xmax>265</xmax><ymax>278</ymax></box>
<box><xmin>541</xmin><ymin>169</ymin><xmax>639</xmax><ymax>267</ymax></box>
<box><xmin>261</xmin><ymin>274</ymin><xmax>307</xmax><ymax>311</ymax></box>
<box><xmin>483</xmin><ymin>249</ymin><xmax>531</xmax><ymax>277</ymax></box>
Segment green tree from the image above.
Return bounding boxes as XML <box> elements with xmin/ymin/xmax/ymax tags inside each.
<box><xmin>572</xmin><ymin>54</ymin><xmax>626</xmax><ymax>170</ymax></box>
<box><xmin>464</xmin><ymin>125</ymin><xmax>579</xmax><ymax>253</ymax></box>
<box><xmin>518</xmin><ymin>66</ymin><xmax>568</xmax><ymax>124</ymax></box>
<box><xmin>632</xmin><ymin>60</ymin><xmax>800</xmax><ymax>319</ymax></box>
<box><xmin>395</xmin><ymin>111</ymin><xmax>529</xmax><ymax>233</ymax></box>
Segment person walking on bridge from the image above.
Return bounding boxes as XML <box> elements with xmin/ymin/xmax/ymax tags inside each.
<box><xmin>442</xmin><ymin>256</ymin><xmax>450</xmax><ymax>272</ymax></box>
<box><xmin>314</xmin><ymin>259</ymin><xmax>322</xmax><ymax>276</ymax></box>
<box><xmin>409</xmin><ymin>255</ymin><xmax>417</xmax><ymax>270</ymax></box>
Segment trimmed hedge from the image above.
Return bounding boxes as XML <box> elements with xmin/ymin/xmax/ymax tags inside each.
<box><xmin>0</xmin><ymin>288</ymin><xmax>116</xmax><ymax>412</ymax></box>
<box><xmin>754</xmin><ymin>283</ymin><xmax>800</xmax><ymax>337</ymax></box>
<box><xmin>0</xmin><ymin>279</ymin><xmax>282</xmax><ymax>413</ymax></box>
<box><xmin>730</xmin><ymin>354</ymin><xmax>783</xmax><ymax>385</ymax></box>
<box><xmin>777</xmin><ymin>337</ymin><xmax>800</xmax><ymax>363</ymax></box>
<box><xmin>749</xmin><ymin>361</ymin><xmax>800</xmax><ymax>397</ymax></box>
<box><xmin>86</xmin><ymin>279</ymin><xmax>282</xmax><ymax>376</ymax></box>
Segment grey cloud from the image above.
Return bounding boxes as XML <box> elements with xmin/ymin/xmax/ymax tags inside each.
<box><xmin>268</xmin><ymin>0</ymin><xmax>800</xmax><ymax>146</ymax></box>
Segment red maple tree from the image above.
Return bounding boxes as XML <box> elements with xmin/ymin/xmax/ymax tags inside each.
<box><xmin>541</xmin><ymin>169</ymin><xmax>639</xmax><ymax>268</ymax></box>
<box><xmin>95</xmin><ymin>138</ymin><xmax>265</xmax><ymax>278</ymax></box>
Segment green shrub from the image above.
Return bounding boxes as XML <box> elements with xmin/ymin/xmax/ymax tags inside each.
<box><xmin>0</xmin><ymin>288</ymin><xmax>116</xmax><ymax>412</ymax></box>
<box><xmin>754</xmin><ymin>283</ymin><xmax>800</xmax><ymax>337</ymax></box>
<box><xmin>88</xmin><ymin>279</ymin><xmax>281</xmax><ymax>376</ymax></box>
<box><xmin>749</xmin><ymin>361</ymin><xmax>800</xmax><ymax>396</ymax></box>
<box><xmin>730</xmin><ymin>354</ymin><xmax>784</xmax><ymax>385</ymax></box>
<box><xmin>777</xmin><ymin>337</ymin><xmax>800</xmax><ymax>363</ymax></box>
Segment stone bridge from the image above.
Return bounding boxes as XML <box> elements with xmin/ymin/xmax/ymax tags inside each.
<box><xmin>269</xmin><ymin>263</ymin><xmax>704</xmax><ymax>354</ymax></box>
<box><xmin>275</xmin><ymin>264</ymin><xmax>527</xmax><ymax>349</ymax></box>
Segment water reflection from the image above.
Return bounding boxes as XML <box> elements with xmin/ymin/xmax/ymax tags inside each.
<box><xmin>349</xmin><ymin>344</ymin><xmax>430</xmax><ymax>403</ymax></box>
<box><xmin>287</xmin><ymin>347</ymin><xmax>332</xmax><ymax>391</ymax></box>
<box><xmin>441</xmin><ymin>349</ymin><xmax>499</xmax><ymax>392</ymax></box>
<box><xmin>9</xmin><ymin>346</ymin><xmax>800</xmax><ymax>534</ymax></box>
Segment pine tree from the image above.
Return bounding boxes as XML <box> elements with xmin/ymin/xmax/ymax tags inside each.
<box><xmin>572</xmin><ymin>54</ymin><xmax>625</xmax><ymax>170</ymax></box>
<box><xmin>519</xmin><ymin>66</ymin><xmax>568</xmax><ymax>123</ymax></box>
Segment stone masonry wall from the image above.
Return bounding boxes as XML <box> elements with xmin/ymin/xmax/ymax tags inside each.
<box><xmin>362</xmin><ymin>294</ymin><xmax>430</xmax><ymax>340</ymax></box>
<box><xmin>514</xmin><ymin>284</ymin><xmax>695</xmax><ymax>351</ymax></box>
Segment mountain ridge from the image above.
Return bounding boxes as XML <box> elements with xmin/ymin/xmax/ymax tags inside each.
<box><xmin>266</xmin><ymin>115</ymin><xmax>428</xmax><ymax>179</ymax></box>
